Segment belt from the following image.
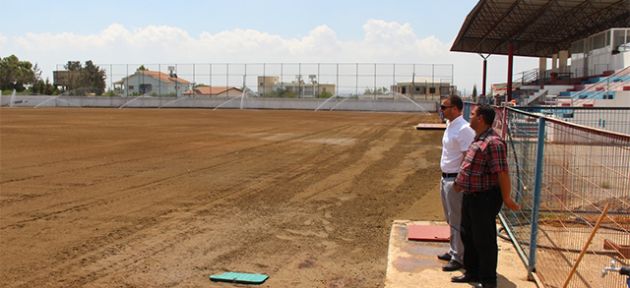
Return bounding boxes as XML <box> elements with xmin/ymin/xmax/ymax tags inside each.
<box><xmin>464</xmin><ymin>187</ymin><xmax>499</xmax><ymax>196</ymax></box>
<box><xmin>441</xmin><ymin>172</ymin><xmax>458</xmax><ymax>178</ymax></box>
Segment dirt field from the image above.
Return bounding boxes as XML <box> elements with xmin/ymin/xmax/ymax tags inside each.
<box><xmin>0</xmin><ymin>108</ymin><xmax>444</xmax><ymax>288</ymax></box>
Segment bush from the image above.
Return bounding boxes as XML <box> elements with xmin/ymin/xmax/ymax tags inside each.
<box><xmin>318</xmin><ymin>91</ymin><xmax>333</xmax><ymax>98</ymax></box>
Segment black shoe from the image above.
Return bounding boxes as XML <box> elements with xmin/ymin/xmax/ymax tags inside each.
<box><xmin>473</xmin><ymin>282</ymin><xmax>497</xmax><ymax>288</ymax></box>
<box><xmin>437</xmin><ymin>252</ymin><xmax>451</xmax><ymax>261</ymax></box>
<box><xmin>451</xmin><ymin>274</ymin><xmax>478</xmax><ymax>283</ymax></box>
<box><xmin>442</xmin><ymin>260</ymin><xmax>463</xmax><ymax>271</ymax></box>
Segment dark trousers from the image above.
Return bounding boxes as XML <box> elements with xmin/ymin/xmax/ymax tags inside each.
<box><xmin>461</xmin><ymin>187</ymin><xmax>503</xmax><ymax>284</ymax></box>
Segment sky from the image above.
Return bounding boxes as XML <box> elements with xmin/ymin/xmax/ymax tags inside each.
<box><xmin>0</xmin><ymin>0</ymin><xmax>540</xmax><ymax>95</ymax></box>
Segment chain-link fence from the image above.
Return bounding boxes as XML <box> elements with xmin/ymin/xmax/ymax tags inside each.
<box><xmin>2</xmin><ymin>63</ymin><xmax>453</xmax><ymax>112</ymax></box>
<box><xmin>463</xmin><ymin>103</ymin><xmax>630</xmax><ymax>288</ymax></box>
<box><xmin>56</xmin><ymin>63</ymin><xmax>454</xmax><ymax>98</ymax></box>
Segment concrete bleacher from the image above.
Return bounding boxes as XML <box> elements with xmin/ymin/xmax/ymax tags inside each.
<box><xmin>557</xmin><ymin>68</ymin><xmax>630</xmax><ymax>101</ymax></box>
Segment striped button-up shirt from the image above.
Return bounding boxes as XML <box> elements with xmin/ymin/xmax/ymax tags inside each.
<box><xmin>455</xmin><ymin>128</ymin><xmax>508</xmax><ymax>193</ymax></box>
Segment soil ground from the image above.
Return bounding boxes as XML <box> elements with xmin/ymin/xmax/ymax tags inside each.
<box><xmin>0</xmin><ymin>108</ymin><xmax>444</xmax><ymax>287</ymax></box>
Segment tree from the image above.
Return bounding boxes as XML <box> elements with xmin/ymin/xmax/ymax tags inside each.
<box><xmin>472</xmin><ymin>85</ymin><xmax>478</xmax><ymax>102</ymax></box>
<box><xmin>0</xmin><ymin>55</ymin><xmax>37</xmax><ymax>92</ymax></box>
<box><xmin>30</xmin><ymin>78</ymin><xmax>59</xmax><ymax>95</ymax></box>
<box><xmin>83</xmin><ymin>61</ymin><xmax>106</xmax><ymax>95</ymax></box>
<box><xmin>63</xmin><ymin>60</ymin><xmax>106</xmax><ymax>95</ymax></box>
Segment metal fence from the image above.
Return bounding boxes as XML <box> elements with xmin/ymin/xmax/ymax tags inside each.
<box><xmin>516</xmin><ymin>106</ymin><xmax>630</xmax><ymax>136</ymax></box>
<box><xmin>55</xmin><ymin>63</ymin><xmax>454</xmax><ymax>98</ymax></box>
<box><xmin>464</xmin><ymin>103</ymin><xmax>630</xmax><ymax>288</ymax></box>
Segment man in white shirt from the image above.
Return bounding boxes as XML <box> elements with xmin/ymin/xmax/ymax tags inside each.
<box><xmin>438</xmin><ymin>95</ymin><xmax>475</xmax><ymax>272</ymax></box>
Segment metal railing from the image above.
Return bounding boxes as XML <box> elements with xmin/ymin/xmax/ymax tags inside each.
<box><xmin>515</xmin><ymin>106</ymin><xmax>630</xmax><ymax>135</ymax></box>
<box><xmin>464</xmin><ymin>103</ymin><xmax>630</xmax><ymax>288</ymax></box>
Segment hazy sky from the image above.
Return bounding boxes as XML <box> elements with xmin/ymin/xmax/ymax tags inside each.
<box><xmin>0</xmin><ymin>0</ymin><xmax>539</xmax><ymax>94</ymax></box>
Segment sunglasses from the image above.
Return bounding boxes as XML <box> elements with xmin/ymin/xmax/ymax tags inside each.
<box><xmin>440</xmin><ymin>105</ymin><xmax>453</xmax><ymax>110</ymax></box>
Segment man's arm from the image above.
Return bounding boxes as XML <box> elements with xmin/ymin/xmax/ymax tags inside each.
<box><xmin>452</xmin><ymin>152</ymin><xmax>468</xmax><ymax>193</ymax></box>
<box><xmin>498</xmin><ymin>171</ymin><xmax>520</xmax><ymax>210</ymax></box>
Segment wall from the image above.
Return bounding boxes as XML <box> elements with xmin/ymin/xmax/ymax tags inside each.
<box><xmin>1</xmin><ymin>95</ymin><xmax>437</xmax><ymax>112</ymax></box>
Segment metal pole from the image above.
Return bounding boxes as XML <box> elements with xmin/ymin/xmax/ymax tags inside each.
<box><xmin>507</xmin><ymin>42</ymin><xmax>514</xmax><ymax>102</ymax></box>
<box><xmin>281</xmin><ymin>63</ymin><xmax>284</xmax><ymax>92</ymax></box>
<box><xmin>412</xmin><ymin>64</ymin><xmax>416</xmax><ymax>99</ymax></box>
<box><xmin>109</xmin><ymin>64</ymin><xmax>113</xmax><ymax>95</ymax></box>
<box><xmin>226</xmin><ymin>63</ymin><xmax>229</xmax><ymax>92</ymax></box>
<box><xmin>175</xmin><ymin>64</ymin><xmax>178</xmax><ymax>97</ymax></box>
<box><xmin>317</xmin><ymin>63</ymin><xmax>320</xmax><ymax>98</ymax></box>
<box><xmin>481</xmin><ymin>55</ymin><xmax>488</xmax><ymax>97</ymax></box>
<box><xmin>263</xmin><ymin>63</ymin><xmax>266</xmax><ymax>96</ymax></box>
<box><xmin>336</xmin><ymin>64</ymin><xmax>339</xmax><ymax>97</ymax></box>
<box><xmin>431</xmin><ymin>64</ymin><xmax>434</xmax><ymax>98</ymax></box>
<box><xmin>373</xmin><ymin>63</ymin><xmax>377</xmax><ymax>100</ymax></box>
<box><xmin>158</xmin><ymin>64</ymin><xmax>161</xmax><ymax>96</ymax></box>
<box><xmin>393</xmin><ymin>64</ymin><xmax>396</xmax><ymax>97</ymax></box>
<box><xmin>355</xmin><ymin>63</ymin><xmax>358</xmax><ymax>97</ymax></box>
<box><xmin>528</xmin><ymin>117</ymin><xmax>545</xmax><ymax>278</ymax></box>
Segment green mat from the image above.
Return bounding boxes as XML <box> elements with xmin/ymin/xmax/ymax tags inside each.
<box><xmin>209</xmin><ymin>272</ymin><xmax>268</xmax><ymax>284</ymax></box>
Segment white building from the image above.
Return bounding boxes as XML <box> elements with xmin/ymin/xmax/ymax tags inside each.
<box><xmin>257</xmin><ymin>76</ymin><xmax>335</xmax><ymax>97</ymax></box>
<box><xmin>569</xmin><ymin>28</ymin><xmax>630</xmax><ymax>77</ymax></box>
<box><xmin>115</xmin><ymin>70</ymin><xmax>191</xmax><ymax>97</ymax></box>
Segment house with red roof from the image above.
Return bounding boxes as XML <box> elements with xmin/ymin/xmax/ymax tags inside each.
<box><xmin>115</xmin><ymin>70</ymin><xmax>191</xmax><ymax>97</ymax></box>
<box><xmin>184</xmin><ymin>85</ymin><xmax>243</xmax><ymax>97</ymax></box>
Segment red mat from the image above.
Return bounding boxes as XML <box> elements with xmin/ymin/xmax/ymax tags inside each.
<box><xmin>407</xmin><ymin>225</ymin><xmax>450</xmax><ymax>242</ymax></box>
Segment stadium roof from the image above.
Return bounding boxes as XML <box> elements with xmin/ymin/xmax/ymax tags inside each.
<box><xmin>451</xmin><ymin>0</ymin><xmax>630</xmax><ymax>57</ymax></box>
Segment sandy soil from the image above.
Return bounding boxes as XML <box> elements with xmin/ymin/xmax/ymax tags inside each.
<box><xmin>0</xmin><ymin>108</ymin><xmax>444</xmax><ymax>288</ymax></box>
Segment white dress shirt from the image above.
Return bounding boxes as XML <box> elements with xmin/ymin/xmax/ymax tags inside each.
<box><xmin>440</xmin><ymin>115</ymin><xmax>475</xmax><ymax>173</ymax></box>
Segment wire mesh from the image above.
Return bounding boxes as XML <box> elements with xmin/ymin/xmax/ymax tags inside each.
<box><xmin>500</xmin><ymin>106</ymin><xmax>630</xmax><ymax>288</ymax></box>
<box><xmin>517</xmin><ymin>107</ymin><xmax>630</xmax><ymax>135</ymax></box>
<box><xmin>69</xmin><ymin>63</ymin><xmax>454</xmax><ymax>98</ymax></box>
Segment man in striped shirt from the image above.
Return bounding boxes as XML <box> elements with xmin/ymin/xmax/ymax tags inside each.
<box><xmin>450</xmin><ymin>105</ymin><xmax>520</xmax><ymax>288</ymax></box>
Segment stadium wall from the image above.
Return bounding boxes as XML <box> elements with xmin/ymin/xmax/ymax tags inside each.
<box><xmin>0</xmin><ymin>95</ymin><xmax>438</xmax><ymax>112</ymax></box>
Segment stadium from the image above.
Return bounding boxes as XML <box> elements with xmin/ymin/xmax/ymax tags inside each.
<box><xmin>1</xmin><ymin>0</ymin><xmax>629</xmax><ymax>287</ymax></box>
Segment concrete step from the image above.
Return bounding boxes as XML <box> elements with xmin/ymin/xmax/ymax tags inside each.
<box><xmin>385</xmin><ymin>220</ymin><xmax>539</xmax><ymax>288</ymax></box>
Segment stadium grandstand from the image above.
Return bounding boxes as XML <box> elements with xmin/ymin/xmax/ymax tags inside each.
<box><xmin>452</xmin><ymin>0</ymin><xmax>630</xmax><ymax>108</ymax></box>
<box><xmin>450</xmin><ymin>1</ymin><xmax>630</xmax><ymax>287</ymax></box>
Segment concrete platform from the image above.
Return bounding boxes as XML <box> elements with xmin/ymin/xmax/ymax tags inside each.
<box><xmin>385</xmin><ymin>220</ymin><xmax>538</xmax><ymax>288</ymax></box>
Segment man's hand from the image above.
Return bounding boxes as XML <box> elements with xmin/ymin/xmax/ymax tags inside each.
<box><xmin>497</xmin><ymin>171</ymin><xmax>520</xmax><ymax>210</ymax></box>
<box><xmin>453</xmin><ymin>182</ymin><xmax>463</xmax><ymax>192</ymax></box>
<box><xmin>503</xmin><ymin>197</ymin><xmax>521</xmax><ymax>211</ymax></box>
